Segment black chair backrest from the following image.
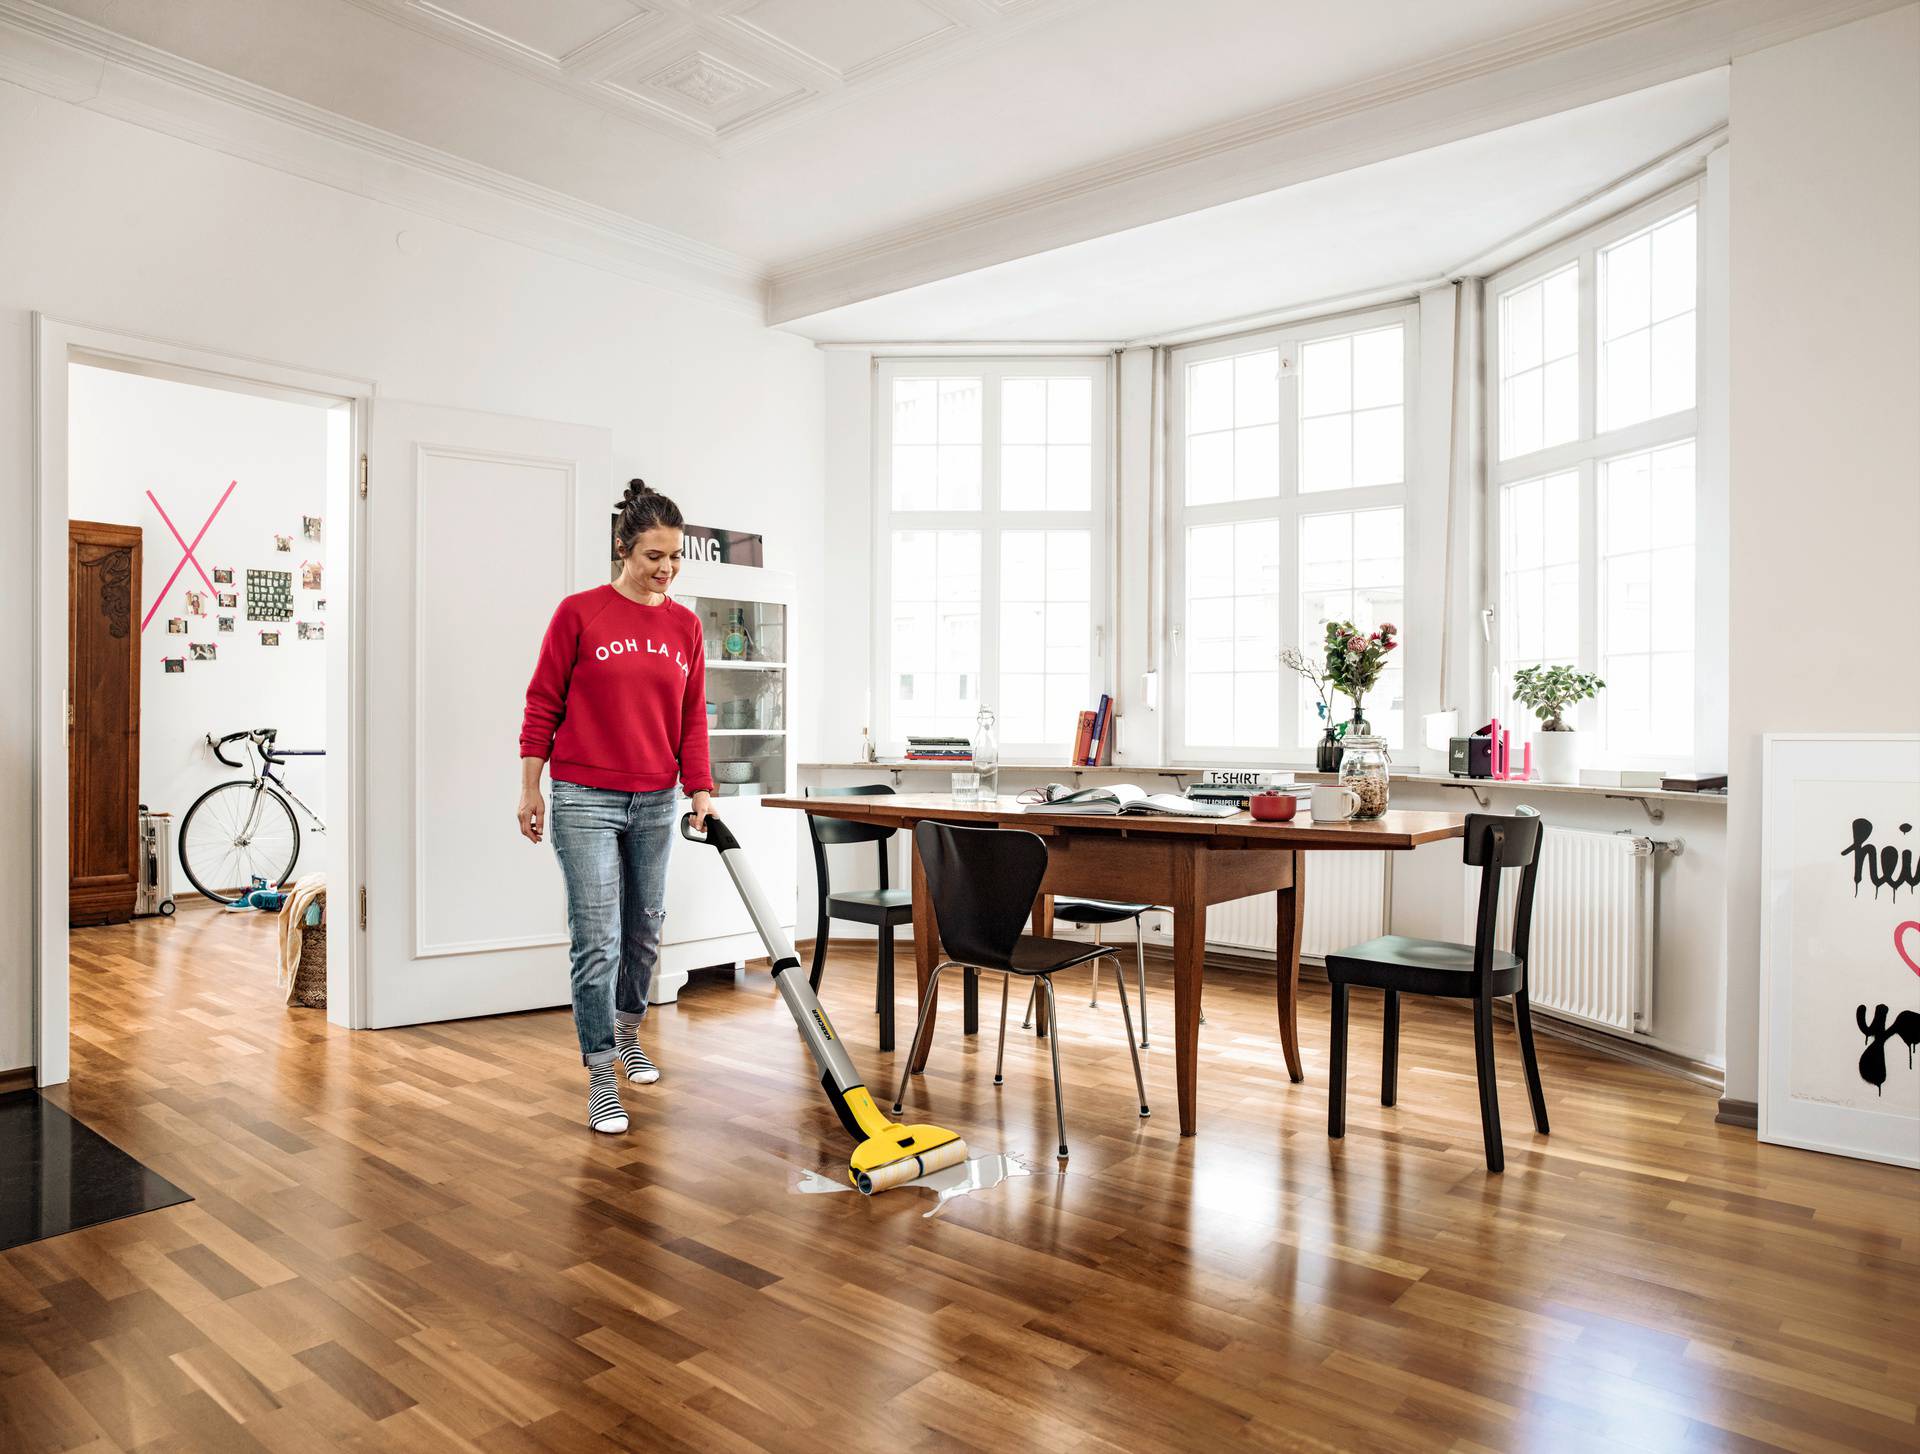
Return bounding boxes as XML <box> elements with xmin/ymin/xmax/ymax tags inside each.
<box><xmin>912</xmin><ymin>820</ymin><xmax>1047</xmax><ymax>972</ymax></box>
<box><xmin>1463</xmin><ymin>807</ymin><xmax>1545</xmax><ymax>982</ymax></box>
<box><xmin>805</xmin><ymin>784</ymin><xmax>897</xmax><ymax>895</ymax></box>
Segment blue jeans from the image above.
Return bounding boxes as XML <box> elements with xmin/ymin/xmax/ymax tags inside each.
<box><xmin>549</xmin><ymin>781</ymin><xmax>676</xmax><ymax>1065</ymax></box>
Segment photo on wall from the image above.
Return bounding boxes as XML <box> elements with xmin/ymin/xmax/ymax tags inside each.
<box><xmin>302</xmin><ymin>515</ymin><xmax>322</xmax><ymax>541</ymax></box>
<box><xmin>185</xmin><ymin>590</ymin><xmax>207</xmax><ymax>617</ymax></box>
<box><xmin>217</xmin><ymin>592</ymin><xmax>237</xmax><ymax>609</ymax></box>
<box><xmin>166</xmin><ymin>617</ymin><xmax>188</xmax><ymax>635</ymax></box>
<box><xmin>218</xmin><ymin>616</ymin><xmax>234</xmax><ymax>633</ymax></box>
<box><xmin>300</xmin><ymin>561</ymin><xmax>323</xmax><ymax>591</ymax></box>
<box><xmin>297</xmin><ymin>621</ymin><xmax>324</xmax><ymax>641</ymax></box>
<box><xmin>189</xmin><ymin>642</ymin><xmax>216</xmax><ymax>662</ymax></box>
<box><xmin>246</xmin><ymin>568</ymin><xmax>293</xmax><ymax>621</ymax></box>
<box><xmin>162</xmin><ymin>657</ymin><xmax>185</xmax><ymax>674</ymax></box>
<box><xmin>213</xmin><ymin>567</ymin><xmax>234</xmax><ymax>585</ymax></box>
<box><xmin>274</xmin><ymin>533</ymin><xmax>292</xmax><ymax>552</ymax></box>
<box><xmin>259</xmin><ymin>630</ymin><xmax>280</xmax><ymax>647</ymax></box>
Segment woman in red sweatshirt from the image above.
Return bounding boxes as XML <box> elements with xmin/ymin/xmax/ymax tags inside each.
<box><xmin>518</xmin><ymin>480</ymin><xmax>714</xmax><ymax>1133</ymax></box>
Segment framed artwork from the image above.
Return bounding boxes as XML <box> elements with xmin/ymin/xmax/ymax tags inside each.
<box><xmin>1760</xmin><ymin>732</ymin><xmax>1920</xmax><ymax>1167</ymax></box>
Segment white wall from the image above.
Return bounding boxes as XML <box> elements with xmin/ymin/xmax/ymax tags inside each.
<box><xmin>68</xmin><ymin>364</ymin><xmax>332</xmax><ymax>890</ymax></box>
<box><xmin>0</xmin><ymin>79</ymin><xmax>825</xmax><ymax>1074</ymax></box>
<box><xmin>1723</xmin><ymin>3</ymin><xmax>1920</xmax><ymax>1105</ymax></box>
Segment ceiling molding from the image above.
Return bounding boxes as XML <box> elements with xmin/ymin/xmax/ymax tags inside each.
<box><xmin>768</xmin><ymin>0</ymin><xmax>1904</xmax><ymax>326</ymax></box>
<box><xmin>0</xmin><ymin>0</ymin><xmax>769</xmax><ymax>315</ymax></box>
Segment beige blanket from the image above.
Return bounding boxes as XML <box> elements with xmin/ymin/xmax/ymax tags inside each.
<box><xmin>277</xmin><ymin>873</ymin><xmax>328</xmax><ymax>1000</ymax></box>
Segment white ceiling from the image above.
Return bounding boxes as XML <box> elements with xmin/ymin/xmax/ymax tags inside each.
<box><xmin>3</xmin><ymin>0</ymin><xmax>1881</xmax><ymax>321</ymax></box>
<box><xmin>787</xmin><ymin>71</ymin><xmax>1728</xmax><ymax>343</ymax></box>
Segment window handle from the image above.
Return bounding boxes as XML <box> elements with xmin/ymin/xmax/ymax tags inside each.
<box><xmin>1481</xmin><ymin>606</ymin><xmax>1494</xmax><ymax>642</ymax></box>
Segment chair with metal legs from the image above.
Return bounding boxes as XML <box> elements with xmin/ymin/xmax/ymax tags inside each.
<box><xmin>892</xmin><ymin>821</ymin><xmax>1149</xmax><ymax>1160</ymax></box>
<box><xmin>803</xmin><ymin>784</ymin><xmax>913</xmax><ymax>1051</ymax></box>
<box><xmin>1020</xmin><ymin>900</ymin><xmax>1203</xmax><ymax>1042</ymax></box>
<box><xmin>1325</xmin><ymin>806</ymin><xmax>1549</xmax><ymax>1173</ymax></box>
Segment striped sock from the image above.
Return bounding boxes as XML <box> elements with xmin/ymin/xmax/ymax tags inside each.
<box><xmin>616</xmin><ymin>1021</ymin><xmax>660</xmax><ymax>1085</ymax></box>
<box><xmin>587</xmin><ymin>1063</ymin><xmax>627</xmax><ymax>1133</ymax></box>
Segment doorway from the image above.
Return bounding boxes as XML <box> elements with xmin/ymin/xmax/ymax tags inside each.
<box><xmin>34</xmin><ymin>319</ymin><xmax>371</xmax><ymax>1085</ymax></box>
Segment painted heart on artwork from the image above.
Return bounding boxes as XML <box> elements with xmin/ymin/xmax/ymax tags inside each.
<box><xmin>1896</xmin><ymin>920</ymin><xmax>1920</xmax><ymax>979</ymax></box>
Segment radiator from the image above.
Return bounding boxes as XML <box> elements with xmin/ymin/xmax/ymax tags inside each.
<box><xmin>1465</xmin><ymin>827</ymin><xmax>1658</xmax><ymax>1035</ymax></box>
<box><xmin>1205</xmin><ymin>852</ymin><xmax>1389</xmax><ymax>960</ymax></box>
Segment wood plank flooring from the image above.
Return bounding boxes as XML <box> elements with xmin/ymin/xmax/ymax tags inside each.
<box><xmin>4</xmin><ymin>903</ymin><xmax>1916</xmax><ymax>1453</ymax></box>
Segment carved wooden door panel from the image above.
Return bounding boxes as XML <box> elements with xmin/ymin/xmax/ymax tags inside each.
<box><xmin>69</xmin><ymin>520</ymin><xmax>142</xmax><ymax>926</ymax></box>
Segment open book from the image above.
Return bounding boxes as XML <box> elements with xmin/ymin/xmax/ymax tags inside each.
<box><xmin>1018</xmin><ymin>783</ymin><xmax>1239</xmax><ymax>818</ymax></box>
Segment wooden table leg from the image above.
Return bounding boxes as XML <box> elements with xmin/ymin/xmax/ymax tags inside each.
<box><xmin>1031</xmin><ymin>892</ymin><xmax>1054</xmax><ymax>1038</ymax></box>
<box><xmin>909</xmin><ymin>826</ymin><xmax>940</xmax><ymax>1073</ymax></box>
<box><xmin>1171</xmin><ymin>847</ymin><xmax>1204</xmax><ymax>1135</ymax></box>
<box><xmin>1275</xmin><ymin>850</ymin><xmax>1305</xmax><ymax>1084</ymax></box>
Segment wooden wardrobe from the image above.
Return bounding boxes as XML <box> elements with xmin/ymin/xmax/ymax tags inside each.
<box><xmin>69</xmin><ymin>520</ymin><xmax>142</xmax><ymax>926</ymax></box>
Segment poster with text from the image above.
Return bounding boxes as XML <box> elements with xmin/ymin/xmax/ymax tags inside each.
<box><xmin>1762</xmin><ymin>734</ymin><xmax>1920</xmax><ymax>1167</ymax></box>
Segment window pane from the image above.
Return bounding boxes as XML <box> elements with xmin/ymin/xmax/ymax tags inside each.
<box><xmin>1301</xmin><ymin>336</ymin><xmax>1351</xmax><ymax>416</ymax></box>
<box><xmin>1296</xmin><ymin>507</ymin><xmax>1403</xmax><ymax>749</ymax></box>
<box><xmin>1187</xmin><ymin>523</ymin><xmax>1235</xmax><ymax>598</ymax></box>
<box><xmin>1234</xmin><ymin>350</ymin><xmax>1280</xmax><ymax>427</ymax></box>
<box><xmin>1047</xmin><ymin>444</ymin><xmax>1092</xmax><ymax>510</ymax></box>
<box><xmin>1542</xmin><ymin>356</ymin><xmax>1578</xmax><ymax>449</ymax></box>
<box><xmin>1047</xmin><ymin>378</ymin><xmax>1092</xmax><ymax>445</ymax></box>
<box><xmin>1002</xmin><ymin>379</ymin><xmax>1046</xmax><ymax>444</ymax></box>
<box><xmin>1234</xmin><ymin>423</ymin><xmax>1280</xmax><ymax>501</ymax></box>
<box><xmin>1599</xmin><ymin>442</ymin><xmax>1697</xmax><ymax>759</ymax></box>
<box><xmin>1649</xmin><ymin>313</ymin><xmax>1695</xmax><ymax>418</ymax></box>
<box><xmin>936</xmin><ymin>443</ymin><xmax>980</xmax><ymax>510</ymax></box>
<box><xmin>1352</xmin><ymin>406</ymin><xmax>1403</xmax><ymax>487</ymax></box>
<box><xmin>1504</xmin><ymin>370</ymin><xmax>1543</xmax><ymax>458</ymax></box>
<box><xmin>939</xmin><ymin>377</ymin><xmax>981</xmax><ymax>444</ymax></box>
<box><xmin>1300</xmin><ymin>414</ymin><xmax>1352</xmax><ymax>492</ymax></box>
<box><xmin>893</xmin><ymin>378</ymin><xmax>936</xmax><ymax>444</ymax></box>
<box><xmin>892</xmin><ymin>444</ymin><xmax>936</xmax><ymax>511</ymax></box>
<box><xmin>1542</xmin><ymin>265</ymin><xmax>1578</xmax><ymax>360</ymax></box>
<box><xmin>1604</xmin><ymin>233</ymin><xmax>1650</xmax><ymax>339</ymax></box>
<box><xmin>1601</xmin><ymin>209</ymin><xmax>1695</xmax><ymax>430</ymax></box>
<box><xmin>1185</xmin><ymin>519</ymin><xmax>1282</xmax><ymax>748</ymax></box>
<box><xmin>998</xmin><ymin>529</ymin><xmax>1089</xmax><ymax>749</ymax></box>
<box><xmin>1500</xmin><ymin>470</ymin><xmax>1580</xmax><ymax>735</ymax></box>
<box><xmin>1352</xmin><ymin>328</ymin><xmax>1402</xmax><ymax>409</ymax></box>
<box><xmin>891</xmin><ymin>529</ymin><xmax>981</xmax><ymax>740</ymax></box>
<box><xmin>1504</xmin><ymin>283</ymin><xmax>1543</xmax><ymax>374</ymax></box>
<box><xmin>1650</xmin><ymin>211</ymin><xmax>1697</xmax><ymax>322</ymax></box>
<box><xmin>1189</xmin><ymin>358</ymin><xmax>1232</xmax><ymax>434</ymax></box>
<box><xmin>1187</xmin><ymin>430</ymin><xmax>1232</xmax><ymax>506</ymax></box>
<box><xmin>1002</xmin><ymin>443</ymin><xmax>1045</xmax><ymax>511</ymax></box>
<box><xmin>1601</xmin><ymin>329</ymin><xmax>1650</xmax><ymax>431</ymax></box>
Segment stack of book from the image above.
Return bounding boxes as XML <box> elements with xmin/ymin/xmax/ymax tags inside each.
<box><xmin>1071</xmin><ymin>694</ymin><xmax>1114</xmax><ymax>766</ymax></box>
<box><xmin>1185</xmin><ymin>768</ymin><xmax>1303</xmax><ymax>811</ymax></box>
<box><xmin>904</xmin><ymin>735</ymin><xmax>972</xmax><ymax>762</ymax></box>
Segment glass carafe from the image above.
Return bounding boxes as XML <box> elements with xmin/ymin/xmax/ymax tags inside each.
<box><xmin>972</xmin><ymin>705</ymin><xmax>999</xmax><ymax>802</ymax></box>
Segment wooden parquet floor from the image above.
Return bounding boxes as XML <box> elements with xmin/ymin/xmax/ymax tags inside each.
<box><xmin>4</xmin><ymin>903</ymin><xmax>1916</xmax><ymax>1453</ymax></box>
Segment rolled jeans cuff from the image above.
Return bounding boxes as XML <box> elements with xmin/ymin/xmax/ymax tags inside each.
<box><xmin>583</xmin><ymin>1047</ymin><xmax>617</xmax><ymax>1068</ymax></box>
<box><xmin>615</xmin><ymin>1008</ymin><xmax>647</xmax><ymax>1026</ymax></box>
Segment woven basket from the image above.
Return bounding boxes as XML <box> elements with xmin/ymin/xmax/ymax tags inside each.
<box><xmin>290</xmin><ymin>919</ymin><xmax>327</xmax><ymax>1008</ymax></box>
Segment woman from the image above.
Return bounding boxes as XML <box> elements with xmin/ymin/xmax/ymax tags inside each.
<box><xmin>518</xmin><ymin>480</ymin><xmax>714</xmax><ymax>1133</ymax></box>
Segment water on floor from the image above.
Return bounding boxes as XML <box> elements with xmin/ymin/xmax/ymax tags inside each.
<box><xmin>790</xmin><ymin>1149</ymin><xmax>1054</xmax><ymax>1217</ymax></box>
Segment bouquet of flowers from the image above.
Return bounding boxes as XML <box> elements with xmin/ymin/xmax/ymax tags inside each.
<box><xmin>1323</xmin><ymin>620</ymin><xmax>1397</xmax><ymax>715</ymax></box>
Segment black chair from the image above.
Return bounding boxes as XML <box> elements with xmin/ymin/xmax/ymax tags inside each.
<box><xmin>1325</xmin><ymin>807</ymin><xmax>1549</xmax><ymax>1173</ymax></box>
<box><xmin>893</xmin><ymin>821</ymin><xmax>1149</xmax><ymax>1159</ymax></box>
<box><xmin>804</xmin><ymin>784</ymin><xmax>913</xmax><ymax>1051</ymax></box>
<box><xmin>1018</xmin><ymin>900</ymin><xmax>1153</xmax><ymax>1046</ymax></box>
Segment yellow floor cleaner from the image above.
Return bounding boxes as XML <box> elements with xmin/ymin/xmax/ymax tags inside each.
<box><xmin>681</xmin><ymin>813</ymin><xmax>968</xmax><ymax>1194</ymax></box>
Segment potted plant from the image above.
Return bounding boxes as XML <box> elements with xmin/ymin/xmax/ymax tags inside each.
<box><xmin>1323</xmin><ymin>620</ymin><xmax>1397</xmax><ymax>737</ymax></box>
<box><xmin>1511</xmin><ymin>664</ymin><xmax>1605</xmax><ymax>784</ymax></box>
<box><xmin>1281</xmin><ymin>644</ymin><xmax>1342</xmax><ymax>771</ymax></box>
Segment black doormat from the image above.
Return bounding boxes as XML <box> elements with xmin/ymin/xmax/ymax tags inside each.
<box><xmin>0</xmin><ymin>1091</ymin><xmax>191</xmax><ymax>1252</ymax></box>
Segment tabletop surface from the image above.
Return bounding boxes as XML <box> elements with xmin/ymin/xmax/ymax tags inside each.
<box><xmin>757</xmin><ymin>793</ymin><xmax>1466</xmax><ymax>849</ymax></box>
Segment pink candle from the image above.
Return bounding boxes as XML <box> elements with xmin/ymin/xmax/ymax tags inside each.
<box><xmin>1521</xmin><ymin>741</ymin><xmax>1533</xmax><ymax>781</ymax></box>
<box><xmin>1500</xmin><ymin>729</ymin><xmax>1512</xmax><ymax>781</ymax></box>
<box><xmin>1488</xmin><ymin>716</ymin><xmax>1499</xmax><ymax>778</ymax></box>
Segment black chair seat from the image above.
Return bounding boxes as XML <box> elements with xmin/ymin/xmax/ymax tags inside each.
<box><xmin>1054</xmin><ymin>899</ymin><xmax>1150</xmax><ymax>926</ymax></box>
<box><xmin>825</xmin><ymin>887</ymin><xmax>914</xmax><ymax>926</ymax></box>
<box><xmin>1002</xmin><ymin>934</ymin><xmax>1112</xmax><ymax>977</ymax></box>
<box><xmin>1327</xmin><ymin>935</ymin><xmax>1524</xmax><ymax>999</ymax></box>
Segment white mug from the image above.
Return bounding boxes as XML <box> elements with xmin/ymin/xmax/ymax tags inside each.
<box><xmin>1310</xmin><ymin>785</ymin><xmax>1362</xmax><ymax>822</ymax></box>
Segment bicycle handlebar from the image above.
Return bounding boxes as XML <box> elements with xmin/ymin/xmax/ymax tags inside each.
<box><xmin>208</xmin><ymin>728</ymin><xmax>280</xmax><ymax>768</ymax></box>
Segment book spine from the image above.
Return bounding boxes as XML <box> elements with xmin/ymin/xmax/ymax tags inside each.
<box><xmin>1088</xmin><ymin>694</ymin><xmax>1109</xmax><ymax>765</ymax></box>
<box><xmin>1072</xmin><ymin>711</ymin><xmax>1094</xmax><ymax>766</ymax></box>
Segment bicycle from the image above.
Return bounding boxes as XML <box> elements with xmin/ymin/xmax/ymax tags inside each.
<box><xmin>178</xmin><ymin>728</ymin><xmax>327</xmax><ymax>904</ymax></box>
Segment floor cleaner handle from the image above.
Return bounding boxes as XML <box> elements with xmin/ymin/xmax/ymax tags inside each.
<box><xmin>679</xmin><ymin>810</ymin><xmax>739</xmax><ymax>852</ymax></box>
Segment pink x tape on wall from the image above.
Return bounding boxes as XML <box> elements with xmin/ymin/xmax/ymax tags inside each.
<box><xmin>141</xmin><ymin>481</ymin><xmax>235</xmax><ymax>632</ymax></box>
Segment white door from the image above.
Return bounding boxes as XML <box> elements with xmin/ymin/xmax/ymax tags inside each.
<box><xmin>364</xmin><ymin>400</ymin><xmax>610</xmax><ymax>1027</ymax></box>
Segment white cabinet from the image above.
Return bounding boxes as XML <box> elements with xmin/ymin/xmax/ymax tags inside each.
<box><xmin>654</xmin><ymin>560</ymin><xmax>796</xmax><ymax>1002</ymax></box>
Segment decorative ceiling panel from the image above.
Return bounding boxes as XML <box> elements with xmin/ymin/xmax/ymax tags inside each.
<box><xmin>729</xmin><ymin>0</ymin><xmax>956</xmax><ymax>78</ymax></box>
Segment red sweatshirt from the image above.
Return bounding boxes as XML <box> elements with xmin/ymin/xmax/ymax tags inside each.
<box><xmin>520</xmin><ymin>586</ymin><xmax>714</xmax><ymax>795</ymax></box>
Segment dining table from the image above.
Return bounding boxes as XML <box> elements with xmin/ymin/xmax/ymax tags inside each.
<box><xmin>759</xmin><ymin>793</ymin><xmax>1467</xmax><ymax>1135</ymax></box>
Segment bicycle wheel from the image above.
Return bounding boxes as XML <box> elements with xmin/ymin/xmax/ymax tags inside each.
<box><xmin>179</xmin><ymin>781</ymin><xmax>301</xmax><ymax>904</ymax></box>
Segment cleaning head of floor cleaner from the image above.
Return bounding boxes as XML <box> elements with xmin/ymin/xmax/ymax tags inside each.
<box><xmin>848</xmin><ymin>1122</ymin><xmax>969</xmax><ymax>1195</ymax></box>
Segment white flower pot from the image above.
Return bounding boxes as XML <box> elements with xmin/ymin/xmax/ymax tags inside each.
<box><xmin>1534</xmin><ymin>728</ymin><xmax>1582</xmax><ymax>785</ymax></box>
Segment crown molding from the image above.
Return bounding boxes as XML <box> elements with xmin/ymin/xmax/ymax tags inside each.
<box><xmin>0</xmin><ymin>0</ymin><xmax>769</xmax><ymax>317</ymax></box>
<box><xmin>768</xmin><ymin>0</ymin><xmax>1903</xmax><ymax>327</ymax></box>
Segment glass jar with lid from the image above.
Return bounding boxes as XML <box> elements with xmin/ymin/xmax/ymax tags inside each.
<box><xmin>1338</xmin><ymin>735</ymin><xmax>1391</xmax><ymax>820</ymax></box>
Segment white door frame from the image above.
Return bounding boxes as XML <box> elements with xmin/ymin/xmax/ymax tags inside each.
<box><xmin>33</xmin><ymin>314</ymin><xmax>375</xmax><ymax>1085</ymax></box>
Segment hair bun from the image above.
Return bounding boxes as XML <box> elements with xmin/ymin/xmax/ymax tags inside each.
<box><xmin>622</xmin><ymin>478</ymin><xmax>651</xmax><ymax>507</ymax></box>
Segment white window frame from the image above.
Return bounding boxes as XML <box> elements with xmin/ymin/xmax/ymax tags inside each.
<box><xmin>873</xmin><ymin>356</ymin><xmax>1112</xmax><ymax>757</ymax></box>
<box><xmin>1486</xmin><ymin>181</ymin><xmax>1704</xmax><ymax>771</ymax></box>
<box><xmin>1165</xmin><ymin>302</ymin><xmax>1419</xmax><ymax>765</ymax></box>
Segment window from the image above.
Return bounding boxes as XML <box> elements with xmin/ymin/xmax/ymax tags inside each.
<box><xmin>1488</xmin><ymin>187</ymin><xmax>1703</xmax><ymax>765</ymax></box>
<box><xmin>1169</xmin><ymin>307</ymin><xmax>1414</xmax><ymax>760</ymax></box>
<box><xmin>877</xmin><ymin>359</ymin><xmax>1108</xmax><ymax>754</ymax></box>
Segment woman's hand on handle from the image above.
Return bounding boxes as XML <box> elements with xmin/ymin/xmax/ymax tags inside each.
<box><xmin>688</xmin><ymin>790</ymin><xmax>714</xmax><ymax>833</ymax></box>
<box><xmin>518</xmin><ymin>757</ymin><xmax>547</xmax><ymax>843</ymax></box>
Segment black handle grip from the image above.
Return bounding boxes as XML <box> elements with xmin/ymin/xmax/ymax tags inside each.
<box><xmin>680</xmin><ymin>811</ymin><xmax>739</xmax><ymax>852</ymax></box>
<box><xmin>209</xmin><ymin>731</ymin><xmax>246</xmax><ymax>768</ymax></box>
